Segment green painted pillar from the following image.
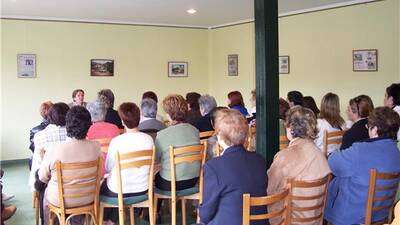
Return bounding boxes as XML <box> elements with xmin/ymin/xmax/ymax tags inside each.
<box><xmin>254</xmin><ymin>0</ymin><xmax>279</xmax><ymax>167</ymax></box>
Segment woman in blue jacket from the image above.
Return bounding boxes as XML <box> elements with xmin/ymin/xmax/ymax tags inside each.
<box><xmin>324</xmin><ymin>107</ymin><xmax>400</xmax><ymax>225</ymax></box>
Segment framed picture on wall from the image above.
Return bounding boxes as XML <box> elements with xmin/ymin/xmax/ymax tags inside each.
<box><xmin>228</xmin><ymin>54</ymin><xmax>238</xmax><ymax>76</ymax></box>
<box><xmin>17</xmin><ymin>54</ymin><xmax>36</xmax><ymax>78</ymax></box>
<box><xmin>353</xmin><ymin>49</ymin><xmax>378</xmax><ymax>72</ymax></box>
<box><xmin>168</xmin><ymin>62</ymin><xmax>188</xmax><ymax>77</ymax></box>
<box><xmin>90</xmin><ymin>59</ymin><xmax>114</xmax><ymax>76</ymax></box>
<box><xmin>279</xmin><ymin>56</ymin><xmax>290</xmax><ymax>74</ymax></box>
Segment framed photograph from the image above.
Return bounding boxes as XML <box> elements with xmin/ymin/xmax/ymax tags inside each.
<box><xmin>279</xmin><ymin>56</ymin><xmax>290</xmax><ymax>74</ymax></box>
<box><xmin>353</xmin><ymin>49</ymin><xmax>378</xmax><ymax>72</ymax></box>
<box><xmin>168</xmin><ymin>62</ymin><xmax>188</xmax><ymax>77</ymax></box>
<box><xmin>17</xmin><ymin>54</ymin><xmax>36</xmax><ymax>78</ymax></box>
<box><xmin>90</xmin><ymin>59</ymin><xmax>114</xmax><ymax>76</ymax></box>
<box><xmin>228</xmin><ymin>54</ymin><xmax>238</xmax><ymax>76</ymax></box>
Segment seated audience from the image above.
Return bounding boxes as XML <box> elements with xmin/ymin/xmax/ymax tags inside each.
<box><xmin>384</xmin><ymin>83</ymin><xmax>400</xmax><ymax>140</ymax></box>
<box><xmin>29</xmin><ymin>103</ymin><xmax>69</xmax><ymax>190</ymax></box>
<box><xmin>303</xmin><ymin>96</ymin><xmax>320</xmax><ymax>117</ymax></box>
<box><xmin>29</xmin><ymin>101</ymin><xmax>53</xmax><ymax>169</ymax></box>
<box><xmin>205</xmin><ymin>106</ymin><xmax>228</xmax><ymax>160</ymax></box>
<box><xmin>138</xmin><ymin>98</ymin><xmax>166</xmax><ymax>132</ymax></box>
<box><xmin>268</xmin><ymin>106</ymin><xmax>331</xmax><ymax>224</ymax></box>
<box><xmin>68</xmin><ymin>89</ymin><xmax>87</xmax><ymax>108</ymax></box>
<box><xmin>279</xmin><ymin>98</ymin><xmax>290</xmax><ymax>137</ymax></box>
<box><xmin>199</xmin><ymin>109</ymin><xmax>267</xmax><ymax>225</ymax></box>
<box><xmin>340</xmin><ymin>95</ymin><xmax>373</xmax><ymax>149</ymax></box>
<box><xmin>38</xmin><ymin>106</ymin><xmax>101</xmax><ymax>225</ymax></box>
<box><xmin>142</xmin><ymin>91</ymin><xmax>164</xmax><ymax>122</ymax></box>
<box><xmin>101</xmin><ymin>102</ymin><xmax>154</xmax><ymax>224</ymax></box>
<box><xmin>155</xmin><ymin>94</ymin><xmax>200</xmax><ymax>191</ymax></box>
<box><xmin>186</xmin><ymin>92</ymin><xmax>202</xmax><ymax>125</ymax></box>
<box><xmin>86</xmin><ymin>99</ymin><xmax>120</xmax><ymax>140</ymax></box>
<box><xmin>194</xmin><ymin>95</ymin><xmax>217</xmax><ymax>132</ymax></box>
<box><xmin>324</xmin><ymin>107</ymin><xmax>400</xmax><ymax>225</ymax></box>
<box><xmin>227</xmin><ymin>91</ymin><xmax>249</xmax><ymax>117</ymax></box>
<box><xmin>314</xmin><ymin>92</ymin><xmax>346</xmax><ymax>154</ymax></box>
<box><xmin>98</xmin><ymin>89</ymin><xmax>123</xmax><ymax>129</ymax></box>
<box><xmin>287</xmin><ymin>90</ymin><xmax>304</xmax><ymax>107</ymax></box>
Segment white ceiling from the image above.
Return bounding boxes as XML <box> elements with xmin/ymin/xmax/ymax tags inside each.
<box><xmin>1</xmin><ymin>0</ymin><xmax>377</xmax><ymax>28</ymax></box>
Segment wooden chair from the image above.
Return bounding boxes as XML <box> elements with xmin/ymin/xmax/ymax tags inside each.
<box><xmin>279</xmin><ymin>135</ymin><xmax>289</xmax><ymax>150</ymax></box>
<box><xmin>33</xmin><ymin>191</ymin><xmax>40</xmax><ymax>225</ymax></box>
<box><xmin>98</xmin><ymin>148</ymin><xmax>156</xmax><ymax>225</ymax></box>
<box><xmin>245</xmin><ymin>126</ymin><xmax>257</xmax><ymax>151</ymax></box>
<box><xmin>288</xmin><ymin>174</ymin><xmax>332</xmax><ymax>224</ymax></box>
<box><xmin>322</xmin><ymin>130</ymin><xmax>345</xmax><ymax>156</ymax></box>
<box><xmin>94</xmin><ymin>138</ymin><xmax>112</xmax><ymax>154</ymax></box>
<box><xmin>243</xmin><ymin>188</ymin><xmax>291</xmax><ymax>225</ymax></box>
<box><xmin>365</xmin><ymin>169</ymin><xmax>400</xmax><ymax>225</ymax></box>
<box><xmin>153</xmin><ymin>143</ymin><xmax>207</xmax><ymax>225</ymax></box>
<box><xmin>199</xmin><ymin>130</ymin><xmax>214</xmax><ymax>140</ymax></box>
<box><xmin>48</xmin><ymin>158</ymin><xmax>102</xmax><ymax>225</ymax></box>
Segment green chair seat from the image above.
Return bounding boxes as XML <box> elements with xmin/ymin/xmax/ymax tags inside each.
<box><xmin>154</xmin><ymin>186</ymin><xmax>199</xmax><ymax>197</ymax></box>
<box><xmin>100</xmin><ymin>194</ymin><xmax>148</xmax><ymax>206</ymax></box>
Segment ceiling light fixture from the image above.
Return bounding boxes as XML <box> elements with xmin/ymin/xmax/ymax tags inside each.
<box><xmin>187</xmin><ymin>9</ymin><xmax>197</xmax><ymax>14</ymax></box>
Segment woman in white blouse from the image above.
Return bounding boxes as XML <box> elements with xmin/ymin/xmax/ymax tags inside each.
<box><xmin>314</xmin><ymin>93</ymin><xmax>346</xmax><ymax>155</ymax></box>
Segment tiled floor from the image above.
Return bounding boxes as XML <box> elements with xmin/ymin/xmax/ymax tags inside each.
<box><xmin>1</xmin><ymin>162</ymin><xmax>196</xmax><ymax>225</ymax></box>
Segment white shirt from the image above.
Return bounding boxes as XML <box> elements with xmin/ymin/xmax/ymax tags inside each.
<box><xmin>393</xmin><ymin>106</ymin><xmax>400</xmax><ymax>141</ymax></box>
<box><xmin>105</xmin><ymin>132</ymin><xmax>154</xmax><ymax>194</ymax></box>
<box><xmin>314</xmin><ymin>118</ymin><xmax>345</xmax><ymax>155</ymax></box>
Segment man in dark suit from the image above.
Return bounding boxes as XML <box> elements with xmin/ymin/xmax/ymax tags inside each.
<box><xmin>199</xmin><ymin>109</ymin><xmax>268</xmax><ymax>225</ymax></box>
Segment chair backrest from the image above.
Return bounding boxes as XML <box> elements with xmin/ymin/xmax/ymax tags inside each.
<box><xmin>288</xmin><ymin>174</ymin><xmax>332</xmax><ymax>224</ymax></box>
<box><xmin>169</xmin><ymin>143</ymin><xmax>207</xmax><ymax>202</ymax></box>
<box><xmin>279</xmin><ymin>135</ymin><xmax>289</xmax><ymax>150</ymax></box>
<box><xmin>243</xmin><ymin>188</ymin><xmax>291</xmax><ymax>225</ymax></box>
<box><xmin>365</xmin><ymin>169</ymin><xmax>400</xmax><ymax>225</ymax></box>
<box><xmin>94</xmin><ymin>138</ymin><xmax>112</xmax><ymax>153</ymax></box>
<box><xmin>55</xmin><ymin>157</ymin><xmax>102</xmax><ymax>211</ymax></box>
<box><xmin>199</xmin><ymin>131</ymin><xmax>215</xmax><ymax>140</ymax></box>
<box><xmin>245</xmin><ymin>126</ymin><xmax>257</xmax><ymax>151</ymax></box>
<box><xmin>322</xmin><ymin>130</ymin><xmax>345</xmax><ymax>156</ymax></box>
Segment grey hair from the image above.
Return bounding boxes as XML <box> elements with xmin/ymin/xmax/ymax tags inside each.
<box><xmin>198</xmin><ymin>95</ymin><xmax>217</xmax><ymax>115</ymax></box>
<box><xmin>141</xmin><ymin>98</ymin><xmax>157</xmax><ymax>118</ymax></box>
<box><xmin>98</xmin><ymin>89</ymin><xmax>115</xmax><ymax>109</ymax></box>
<box><xmin>86</xmin><ymin>99</ymin><xmax>107</xmax><ymax>122</ymax></box>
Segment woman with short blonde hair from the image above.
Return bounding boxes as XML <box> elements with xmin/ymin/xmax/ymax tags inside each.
<box><xmin>214</xmin><ymin>108</ymin><xmax>248</xmax><ymax>147</ymax></box>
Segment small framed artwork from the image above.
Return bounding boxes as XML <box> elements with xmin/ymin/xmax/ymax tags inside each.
<box><xmin>168</xmin><ymin>62</ymin><xmax>188</xmax><ymax>77</ymax></box>
<box><xmin>90</xmin><ymin>59</ymin><xmax>114</xmax><ymax>76</ymax></box>
<box><xmin>228</xmin><ymin>54</ymin><xmax>238</xmax><ymax>76</ymax></box>
<box><xmin>279</xmin><ymin>56</ymin><xmax>290</xmax><ymax>74</ymax></box>
<box><xmin>17</xmin><ymin>54</ymin><xmax>36</xmax><ymax>78</ymax></box>
<box><xmin>353</xmin><ymin>49</ymin><xmax>378</xmax><ymax>72</ymax></box>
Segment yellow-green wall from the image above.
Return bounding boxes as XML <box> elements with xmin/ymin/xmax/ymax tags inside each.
<box><xmin>209</xmin><ymin>0</ymin><xmax>399</xmax><ymax>116</ymax></box>
<box><xmin>1</xmin><ymin>0</ymin><xmax>399</xmax><ymax>160</ymax></box>
<box><xmin>1</xmin><ymin>20</ymin><xmax>208</xmax><ymax>160</ymax></box>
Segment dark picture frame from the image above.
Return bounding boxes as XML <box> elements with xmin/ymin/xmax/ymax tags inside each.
<box><xmin>168</xmin><ymin>61</ymin><xmax>188</xmax><ymax>77</ymax></box>
<box><xmin>90</xmin><ymin>59</ymin><xmax>114</xmax><ymax>76</ymax></box>
<box><xmin>279</xmin><ymin>55</ymin><xmax>290</xmax><ymax>74</ymax></box>
<box><xmin>228</xmin><ymin>54</ymin><xmax>239</xmax><ymax>76</ymax></box>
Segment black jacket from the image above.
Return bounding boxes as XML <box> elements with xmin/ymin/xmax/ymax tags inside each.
<box><xmin>194</xmin><ymin>113</ymin><xmax>213</xmax><ymax>132</ymax></box>
<box><xmin>105</xmin><ymin>108</ymin><xmax>123</xmax><ymax>128</ymax></box>
<box><xmin>340</xmin><ymin>118</ymin><xmax>369</xmax><ymax>150</ymax></box>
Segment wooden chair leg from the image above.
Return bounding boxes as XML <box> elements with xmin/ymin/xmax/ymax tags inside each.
<box><xmin>98</xmin><ymin>205</ymin><xmax>104</xmax><ymax>225</ymax></box>
<box><xmin>181</xmin><ymin>199</ymin><xmax>186</xmax><ymax>225</ymax></box>
<box><xmin>130</xmin><ymin>207</ymin><xmax>135</xmax><ymax>225</ymax></box>
<box><xmin>84</xmin><ymin>214</ymin><xmax>90</xmax><ymax>225</ymax></box>
<box><xmin>35</xmin><ymin>201</ymin><xmax>40</xmax><ymax>225</ymax></box>
<box><xmin>49</xmin><ymin>212</ymin><xmax>54</xmax><ymax>225</ymax></box>
<box><xmin>118</xmin><ymin>205</ymin><xmax>124</xmax><ymax>225</ymax></box>
<box><xmin>153</xmin><ymin>196</ymin><xmax>158</xmax><ymax>224</ymax></box>
<box><xmin>171</xmin><ymin>198</ymin><xmax>177</xmax><ymax>225</ymax></box>
<box><xmin>149</xmin><ymin>205</ymin><xmax>155</xmax><ymax>225</ymax></box>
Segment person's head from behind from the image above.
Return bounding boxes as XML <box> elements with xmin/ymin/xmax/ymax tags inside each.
<box><xmin>279</xmin><ymin>98</ymin><xmax>290</xmax><ymax>120</ymax></box>
<box><xmin>86</xmin><ymin>99</ymin><xmax>107</xmax><ymax>123</ymax></box>
<box><xmin>347</xmin><ymin>95</ymin><xmax>374</xmax><ymax>122</ymax></box>
<box><xmin>287</xmin><ymin>91</ymin><xmax>303</xmax><ymax>107</ymax></box>
<box><xmin>210</xmin><ymin>106</ymin><xmax>229</xmax><ymax>129</ymax></box>
<box><xmin>285</xmin><ymin>106</ymin><xmax>318</xmax><ymax>141</ymax></box>
<box><xmin>162</xmin><ymin>94</ymin><xmax>188</xmax><ymax>123</ymax></box>
<box><xmin>71</xmin><ymin>89</ymin><xmax>85</xmax><ymax>105</ymax></box>
<box><xmin>198</xmin><ymin>95</ymin><xmax>217</xmax><ymax>116</ymax></box>
<box><xmin>186</xmin><ymin>92</ymin><xmax>201</xmax><ymax>112</ymax></box>
<box><xmin>141</xmin><ymin>98</ymin><xmax>158</xmax><ymax>119</ymax></box>
<box><xmin>227</xmin><ymin>91</ymin><xmax>245</xmax><ymax>108</ymax></box>
<box><xmin>98</xmin><ymin>89</ymin><xmax>115</xmax><ymax>109</ymax></box>
<box><xmin>214</xmin><ymin>109</ymin><xmax>248</xmax><ymax>149</ymax></box>
<box><xmin>320</xmin><ymin>92</ymin><xmax>345</xmax><ymax>129</ymax></box>
<box><xmin>66</xmin><ymin>106</ymin><xmax>92</xmax><ymax>139</ymax></box>
<box><xmin>40</xmin><ymin>101</ymin><xmax>53</xmax><ymax>120</ymax></box>
<box><xmin>142</xmin><ymin>91</ymin><xmax>158</xmax><ymax>103</ymax></box>
<box><xmin>118</xmin><ymin>102</ymin><xmax>140</xmax><ymax>129</ymax></box>
<box><xmin>47</xmin><ymin>103</ymin><xmax>70</xmax><ymax>126</ymax></box>
<box><xmin>303</xmin><ymin>96</ymin><xmax>320</xmax><ymax>117</ymax></box>
<box><xmin>384</xmin><ymin>83</ymin><xmax>400</xmax><ymax>108</ymax></box>
<box><xmin>367</xmin><ymin>107</ymin><xmax>400</xmax><ymax>140</ymax></box>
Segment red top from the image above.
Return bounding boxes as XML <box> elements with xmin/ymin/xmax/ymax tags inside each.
<box><xmin>87</xmin><ymin>122</ymin><xmax>120</xmax><ymax>140</ymax></box>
